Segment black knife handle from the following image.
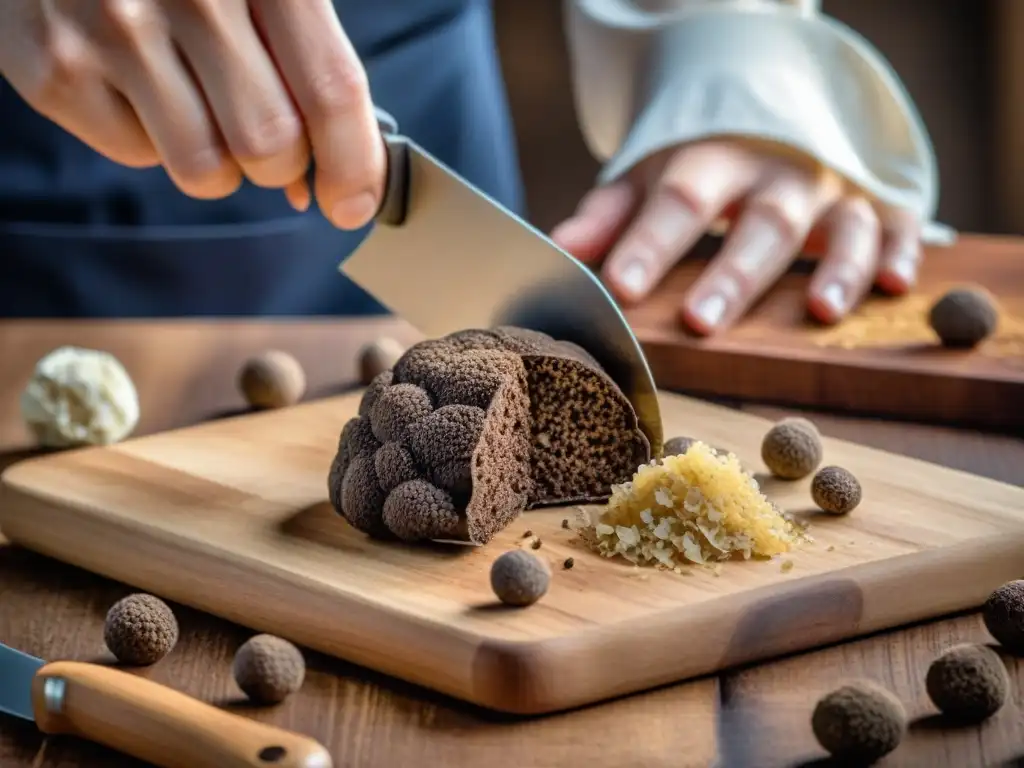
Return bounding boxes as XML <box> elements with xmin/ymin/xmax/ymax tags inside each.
<box><xmin>374</xmin><ymin>106</ymin><xmax>409</xmax><ymax>227</ymax></box>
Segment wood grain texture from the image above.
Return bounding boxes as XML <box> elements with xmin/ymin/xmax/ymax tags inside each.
<box><xmin>30</xmin><ymin>661</ymin><xmax>331</xmax><ymax>768</ymax></box>
<box><xmin>627</xmin><ymin>235</ymin><xmax>1024</xmax><ymax>430</ymax></box>
<box><xmin>2</xmin><ymin>390</ymin><xmax>1022</xmax><ymax>716</ymax></box>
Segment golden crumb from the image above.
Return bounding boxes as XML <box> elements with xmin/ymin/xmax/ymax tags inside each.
<box><xmin>580</xmin><ymin>442</ymin><xmax>805</xmax><ymax>569</ymax></box>
<box><xmin>530</xmin><ymin>538</ymin><xmax>542</xmax><ymax>550</ymax></box>
<box><xmin>781</xmin><ymin>559</ymin><xmax>795</xmax><ymax>573</ymax></box>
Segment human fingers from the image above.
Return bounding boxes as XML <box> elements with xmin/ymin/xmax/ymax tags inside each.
<box><xmin>549</xmin><ymin>181</ymin><xmax>638</xmax><ymax>264</ymax></box>
<box><xmin>284</xmin><ymin>177</ymin><xmax>312</xmax><ymax>213</ymax></box>
<box><xmin>874</xmin><ymin>207</ymin><xmax>922</xmax><ymax>295</ymax></box>
<box><xmin>166</xmin><ymin>0</ymin><xmax>309</xmax><ymax>190</ymax></box>
<box><xmin>0</xmin><ymin>5</ymin><xmax>159</xmax><ymax>169</ymax></box>
<box><xmin>250</xmin><ymin>0</ymin><xmax>384</xmax><ymax>230</ymax></box>
<box><xmin>806</xmin><ymin>196</ymin><xmax>882</xmax><ymax>324</ymax></box>
<box><xmin>98</xmin><ymin>1</ymin><xmax>242</xmax><ymax>198</ymax></box>
<box><xmin>680</xmin><ymin>165</ymin><xmax>843</xmax><ymax>335</ymax></box>
<box><xmin>599</xmin><ymin>142</ymin><xmax>761</xmax><ymax>304</ymax></box>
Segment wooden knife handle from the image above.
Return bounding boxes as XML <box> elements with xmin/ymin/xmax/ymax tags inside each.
<box><xmin>31</xmin><ymin>661</ymin><xmax>332</xmax><ymax>768</ymax></box>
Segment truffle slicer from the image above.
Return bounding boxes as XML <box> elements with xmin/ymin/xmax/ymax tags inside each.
<box><xmin>339</xmin><ymin>107</ymin><xmax>664</xmax><ymax>455</ymax></box>
<box><xmin>0</xmin><ymin>642</ymin><xmax>332</xmax><ymax>767</ymax></box>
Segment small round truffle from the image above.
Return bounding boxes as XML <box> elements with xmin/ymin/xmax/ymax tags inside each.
<box><xmin>490</xmin><ymin>549</ymin><xmax>550</xmax><ymax>607</ymax></box>
<box><xmin>811</xmin><ymin>680</ymin><xmax>906</xmax><ymax>763</ymax></box>
<box><xmin>926</xmin><ymin>643</ymin><xmax>1009</xmax><ymax>723</ymax></box>
<box><xmin>928</xmin><ymin>287</ymin><xmax>998</xmax><ymax>348</ymax></box>
<box><xmin>983</xmin><ymin>580</ymin><xmax>1024</xmax><ymax>653</ymax></box>
<box><xmin>232</xmin><ymin>634</ymin><xmax>306</xmax><ymax>704</ymax></box>
<box><xmin>238</xmin><ymin>350</ymin><xmax>306</xmax><ymax>409</ymax></box>
<box><xmin>103</xmin><ymin>594</ymin><xmax>179</xmax><ymax>666</ymax></box>
<box><xmin>811</xmin><ymin>466</ymin><xmax>862</xmax><ymax>515</ymax></box>
<box><xmin>761</xmin><ymin>417</ymin><xmax>823</xmax><ymax>480</ymax></box>
<box><xmin>358</xmin><ymin>337</ymin><xmax>407</xmax><ymax>386</ymax></box>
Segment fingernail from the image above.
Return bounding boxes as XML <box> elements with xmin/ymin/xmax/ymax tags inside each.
<box><xmin>616</xmin><ymin>261</ymin><xmax>648</xmax><ymax>295</ymax></box>
<box><xmin>331</xmin><ymin>192</ymin><xmax>378</xmax><ymax>229</ymax></box>
<box><xmin>890</xmin><ymin>257</ymin><xmax>917</xmax><ymax>286</ymax></box>
<box><xmin>820</xmin><ymin>283</ymin><xmax>846</xmax><ymax>316</ymax></box>
<box><xmin>693</xmin><ymin>293</ymin><xmax>727</xmax><ymax>329</ymax></box>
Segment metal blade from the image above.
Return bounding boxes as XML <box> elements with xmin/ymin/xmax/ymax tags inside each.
<box><xmin>341</xmin><ymin>139</ymin><xmax>663</xmax><ymax>453</ymax></box>
<box><xmin>0</xmin><ymin>642</ymin><xmax>43</xmax><ymax>721</ymax></box>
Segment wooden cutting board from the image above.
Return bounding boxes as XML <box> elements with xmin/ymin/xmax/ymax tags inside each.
<box><xmin>2</xmin><ymin>391</ymin><xmax>1023</xmax><ymax>715</ymax></box>
<box><xmin>626</xmin><ymin>234</ymin><xmax>1024</xmax><ymax>430</ymax></box>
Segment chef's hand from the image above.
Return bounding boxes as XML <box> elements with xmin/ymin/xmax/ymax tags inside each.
<box><xmin>0</xmin><ymin>0</ymin><xmax>382</xmax><ymax>230</ymax></box>
<box><xmin>551</xmin><ymin>139</ymin><xmax>922</xmax><ymax>334</ymax></box>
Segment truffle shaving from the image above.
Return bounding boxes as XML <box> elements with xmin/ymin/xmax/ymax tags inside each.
<box><xmin>581</xmin><ymin>441</ymin><xmax>805</xmax><ymax>567</ymax></box>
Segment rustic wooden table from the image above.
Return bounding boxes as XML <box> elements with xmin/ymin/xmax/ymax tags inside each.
<box><xmin>0</xmin><ymin>319</ymin><xmax>1021</xmax><ymax>768</ymax></box>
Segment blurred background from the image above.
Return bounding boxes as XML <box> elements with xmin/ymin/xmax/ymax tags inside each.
<box><xmin>493</xmin><ymin>0</ymin><xmax>1024</xmax><ymax>236</ymax></box>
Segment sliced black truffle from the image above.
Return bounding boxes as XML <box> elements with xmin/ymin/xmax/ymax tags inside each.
<box><xmin>328</xmin><ymin>327</ymin><xmax>650</xmax><ymax>544</ymax></box>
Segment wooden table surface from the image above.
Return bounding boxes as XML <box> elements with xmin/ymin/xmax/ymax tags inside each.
<box><xmin>0</xmin><ymin>319</ymin><xmax>1022</xmax><ymax>768</ymax></box>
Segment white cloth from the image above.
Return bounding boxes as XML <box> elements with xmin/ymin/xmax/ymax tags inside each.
<box><xmin>563</xmin><ymin>0</ymin><xmax>956</xmax><ymax>245</ymax></box>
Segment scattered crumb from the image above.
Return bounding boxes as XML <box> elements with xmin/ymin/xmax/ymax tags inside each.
<box><xmin>522</xmin><ymin>530</ymin><xmax>533</xmax><ymax>538</ymax></box>
<box><xmin>232</xmin><ymin>634</ymin><xmax>306</xmax><ymax>705</ymax></box>
<box><xmin>811</xmin><ymin>680</ymin><xmax>906</xmax><ymax>763</ymax></box>
<box><xmin>561</xmin><ymin>518</ymin><xmax>570</xmax><ymax>530</ymax></box>
<box><xmin>761</xmin><ymin>418</ymin><xmax>823</xmax><ymax>480</ymax></box>
<box><xmin>781</xmin><ymin>559</ymin><xmax>794</xmax><ymax>573</ymax></box>
<box><xmin>928</xmin><ymin>287</ymin><xmax>999</xmax><ymax>348</ymax></box>
<box><xmin>580</xmin><ymin>442</ymin><xmax>806</xmax><ymax>570</ymax></box>
<box><xmin>563</xmin><ymin>557</ymin><xmax>574</xmax><ymax>570</ymax></box>
<box><xmin>490</xmin><ymin>549</ymin><xmax>550</xmax><ymax>607</ymax></box>
<box><xmin>983</xmin><ymin>580</ymin><xmax>1024</xmax><ymax>653</ymax></box>
<box><xmin>826</xmin><ymin>545</ymin><xmax>836</xmax><ymax>552</ymax></box>
<box><xmin>530</xmin><ymin>538</ymin><xmax>542</xmax><ymax>550</ymax></box>
<box><xmin>926</xmin><ymin>643</ymin><xmax>1009</xmax><ymax>723</ymax></box>
<box><xmin>238</xmin><ymin>350</ymin><xmax>306</xmax><ymax>409</ymax></box>
<box><xmin>103</xmin><ymin>594</ymin><xmax>178</xmax><ymax>666</ymax></box>
<box><xmin>811</xmin><ymin>466</ymin><xmax>863</xmax><ymax>515</ymax></box>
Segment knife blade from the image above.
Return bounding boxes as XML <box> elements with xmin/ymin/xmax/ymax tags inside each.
<box><xmin>341</xmin><ymin>107</ymin><xmax>664</xmax><ymax>456</ymax></box>
<box><xmin>0</xmin><ymin>642</ymin><xmax>331</xmax><ymax>768</ymax></box>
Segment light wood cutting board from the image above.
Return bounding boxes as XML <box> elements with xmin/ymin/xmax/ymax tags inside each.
<box><xmin>627</xmin><ymin>235</ymin><xmax>1024</xmax><ymax>430</ymax></box>
<box><xmin>1</xmin><ymin>391</ymin><xmax>1023</xmax><ymax>715</ymax></box>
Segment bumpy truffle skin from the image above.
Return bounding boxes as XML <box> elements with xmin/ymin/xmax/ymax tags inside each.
<box><xmin>328</xmin><ymin>327</ymin><xmax>650</xmax><ymax>545</ymax></box>
<box><xmin>490</xmin><ymin>549</ymin><xmax>550</xmax><ymax>607</ymax></box>
<box><xmin>983</xmin><ymin>580</ymin><xmax>1024</xmax><ymax>653</ymax></box>
<box><xmin>928</xmin><ymin>287</ymin><xmax>998</xmax><ymax>348</ymax></box>
<box><xmin>232</xmin><ymin>634</ymin><xmax>306</xmax><ymax>704</ymax></box>
<box><xmin>926</xmin><ymin>643</ymin><xmax>1009</xmax><ymax>723</ymax></box>
<box><xmin>811</xmin><ymin>466</ymin><xmax>862</xmax><ymax>515</ymax></box>
<box><xmin>761</xmin><ymin>418</ymin><xmax>823</xmax><ymax>480</ymax></box>
<box><xmin>103</xmin><ymin>594</ymin><xmax>179</xmax><ymax>666</ymax></box>
<box><xmin>811</xmin><ymin>680</ymin><xmax>906</xmax><ymax>763</ymax></box>
<box><xmin>663</xmin><ymin>436</ymin><xmax>696</xmax><ymax>456</ymax></box>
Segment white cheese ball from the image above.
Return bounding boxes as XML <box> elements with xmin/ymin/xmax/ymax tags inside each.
<box><xmin>20</xmin><ymin>346</ymin><xmax>140</xmax><ymax>448</ymax></box>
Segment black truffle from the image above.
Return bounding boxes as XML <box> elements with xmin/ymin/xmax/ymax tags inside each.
<box><xmin>761</xmin><ymin>417</ymin><xmax>823</xmax><ymax>480</ymax></box>
<box><xmin>928</xmin><ymin>287</ymin><xmax>998</xmax><ymax>348</ymax></box>
<box><xmin>811</xmin><ymin>466</ymin><xmax>862</xmax><ymax>515</ymax></box>
<box><xmin>926</xmin><ymin>643</ymin><xmax>1009</xmax><ymax>723</ymax></box>
<box><xmin>328</xmin><ymin>327</ymin><xmax>650</xmax><ymax>544</ymax></box>
<box><xmin>983</xmin><ymin>580</ymin><xmax>1024</xmax><ymax>653</ymax></box>
<box><xmin>103</xmin><ymin>594</ymin><xmax>179</xmax><ymax>666</ymax></box>
<box><xmin>490</xmin><ymin>549</ymin><xmax>550</xmax><ymax>606</ymax></box>
<box><xmin>811</xmin><ymin>680</ymin><xmax>906</xmax><ymax>763</ymax></box>
<box><xmin>663</xmin><ymin>436</ymin><xmax>696</xmax><ymax>456</ymax></box>
<box><xmin>232</xmin><ymin>634</ymin><xmax>306</xmax><ymax>704</ymax></box>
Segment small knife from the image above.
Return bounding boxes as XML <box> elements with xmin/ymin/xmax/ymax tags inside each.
<box><xmin>0</xmin><ymin>642</ymin><xmax>331</xmax><ymax>767</ymax></box>
<box><xmin>341</xmin><ymin>107</ymin><xmax>664</xmax><ymax>456</ymax></box>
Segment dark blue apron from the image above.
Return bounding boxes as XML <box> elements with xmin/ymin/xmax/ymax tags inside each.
<box><xmin>0</xmin><ymin>0</ymin><xmax>524</xmax><ymax>317</ymax></box>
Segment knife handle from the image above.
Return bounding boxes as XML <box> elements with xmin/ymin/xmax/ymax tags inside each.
<box><xmin>31</xmin><ymin>661</ymin><xmax>332</xmax><ymax>768</ymax></box>
<box><xmin>373</xmin><ymin>105</ymin><xmax>409</xmax><ymax>227</ymax></box>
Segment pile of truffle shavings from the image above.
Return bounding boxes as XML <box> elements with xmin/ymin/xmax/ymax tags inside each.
<box><xmin>578</xmin><ymin>441</ymin><xmax>807</xmax><ymax>570</ymax></box>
